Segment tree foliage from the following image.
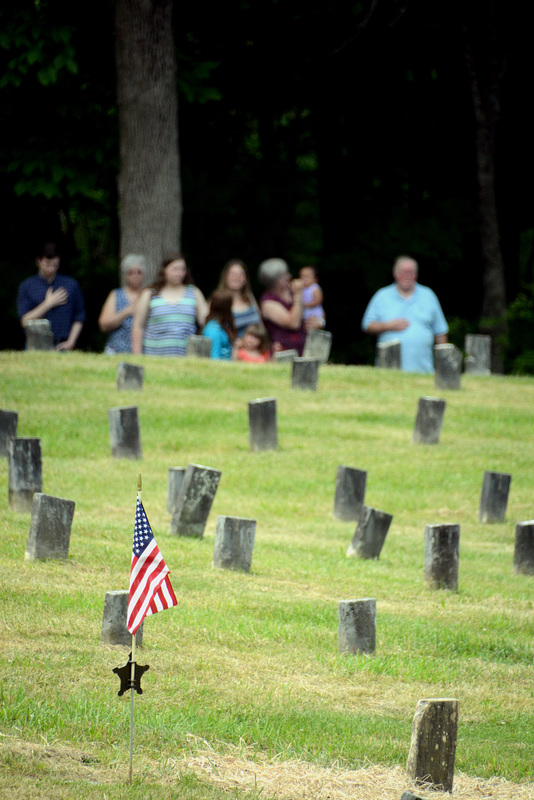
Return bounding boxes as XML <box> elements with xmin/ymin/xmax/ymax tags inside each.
<box><xmin>1</xmin><ymin>0</ymin><xmax>532</xmax><ymax>369</ymax></box>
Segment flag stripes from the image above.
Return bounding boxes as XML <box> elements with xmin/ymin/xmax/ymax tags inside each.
<box><xmin>127</xmin><ymin>496</ymin><xmax>177</xmax><ymax>635</ymax></box>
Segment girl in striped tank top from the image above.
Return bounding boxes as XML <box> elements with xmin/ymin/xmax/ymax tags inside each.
<box><xmin>216</xmin><ymin>259</ymin><xmax>261</xmax><ymax>338</ymax></box>
<box><xmin>132</xmin><ymin>254</ymin><xmax>208</xmax><ymax>356</ymax></box>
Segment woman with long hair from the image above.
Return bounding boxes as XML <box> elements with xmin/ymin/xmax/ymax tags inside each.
<box><xmin>216</xmin><ymin>258</ymin><xmax>261</xmax><ymax>338</ymax></box>
<box><xmin>132</xmin><ymin>253</ymin><xmax>208</xmax><ymax>356</ymax></box>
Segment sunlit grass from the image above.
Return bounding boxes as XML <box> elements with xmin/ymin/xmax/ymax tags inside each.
<box><xmin>0</xmin><ymin>350</ymin><xmax>533</xmax><ymax>797</ymax></box>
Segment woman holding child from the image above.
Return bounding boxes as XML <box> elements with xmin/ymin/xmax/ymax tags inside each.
<box><xmin>258</xmin><ymin>258</ymin><xmax>307</xmax><ymax>355</ymax></box>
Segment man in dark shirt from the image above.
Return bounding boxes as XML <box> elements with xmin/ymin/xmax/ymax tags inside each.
<box><xmin>17</xmin><ymin>242</ymin><xmax>86</xmax><ymax>349</ymax></box>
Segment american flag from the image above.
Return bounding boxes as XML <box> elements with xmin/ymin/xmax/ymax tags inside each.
<box><xmin>127</xmin><ymin>496</ymin><xmax>177</xmax><ymax>635</ymax></box>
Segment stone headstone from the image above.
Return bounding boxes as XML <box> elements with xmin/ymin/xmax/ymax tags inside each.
<box><xmin>338</xmin><ymin>598</ymin><xmax>376</xmax><ymax>655</ymax></box>
<box><xmin>213</xmin><ymin>516</ymin><xmax>256</xmax><ymax>572</ymax></box>
<box><xmin>465</xmin><ymin>334</ymin><xmax>491</xmax><ymax>374</ymax></box>
<box><xmin>291</xmin><ymin>357</ymin><xmax>319</xmax><ymax>390</ymax></box>
<box><xmin>248</xmin><ymin>398</ymin><xmax>278</xmax><ymax>452</ymax></box>
<box><xmin>169</xmin><ymin>463</ymin><xmax>222</xmax><ymax>538</ymax></box>
<box><xmin>274</xmin><ymin>349</ymin><xmax>298</xmax><ymax>362</ymax></box>
<box><xmin>434</xmin><ymin>344</ymin><xmax>462</xmax><ymax>390</ymax></box>
<box><xmin>400</xmin><ymin>793</ymin><xmax>426</xmax><ymax>800</ymax></box>
<box><xmin>406</xmin><ymin>698</ymin><xmax>459</xmax><ymax>792</ymax></box>
<box><xmin>479</xmin><ymin>470</ymin><xmax>511</xmax><ymax>523</ymax></box>
<box><xmin>8</xmin><ymin>437</ymin><xmax>42</xmax><ymax>511</ymax></box>
<box><xmin>186</xmin><ymin>335</ymin><xmax>211</xmax><ymax>358</ymax></box>
<box><xmin>303</xmin><ymin>329</ymin><xmax>332</xmax><ymax>363</ymax></box>
<box><xmin>0</xmin><ymin>409</ymin><xmax>18</xmax><ymax>457</ymax></box>
<box><xmin>413</xmin><ymin>397</ymin><xmax>446</xmax><ymax>444</ymax></box>
<box><xmin>108</xmin><ymin>406</ymin><xmax>142</xmax><ymax>459</ymax></box>
<box><xmin>377</xmin><ymin>339</ymin><xmax>401</xmax><ymax>369</ymax></box>
<box><xmin>25</xmin><ymin>493</ymin><xmax>75</xmax><ymax>560</ymax></box>
<box><xmin>116</xmin><ymin>362</ymin><xmax>144</xmax><ymax>391</ymax></box>
<box><xmin>333</xmin><ymin>466</ymin><xmax>367</xmax><ymax>522</ymax></box>
<box><xmin>347</xmin><ymin>506</ymin><xmax>393</xmax><ymax>560</ymax></box>
<box><xmin>167</xmin><ymin>467</ymin><xmax>186</xmax><ymax>514</ymax></box>
<box><xmin>514</xmin><ymin>521</ymin><xmax>534</xmax><ymax>575</ymax></box>
<box><xmin>424</xmin><ymin>524</ymin><xmax>460</xmax><ymax>591</ymax></box>
<box><xmin>24</xmin><ymin>319</ymin><xmax>54</xmax><ymax>351</ymax></box>
<box><xmin>101</xmin><ymin>590</ymin><xmax>143</xmax><ymax>646</ymax></box>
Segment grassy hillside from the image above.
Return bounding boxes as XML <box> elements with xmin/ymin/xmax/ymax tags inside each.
<box><xmin>1</xmin><ymin>351</ymin><xmax>533</xmax><ymax>799</ymax></box>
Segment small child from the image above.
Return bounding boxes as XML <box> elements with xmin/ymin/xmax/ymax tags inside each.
<box><xmin>300</xmin><ymin>265</ymin><xmax>325</xmax><ymax>327</ymax></box>
<box><xmin>236</xmin><ymin>323</ymin><xmax>271</xmax><ymax>363</ymax></box>
<box><xmin>202</xmin><ymin>290</ymin><xmax>236</xmax><ymax>359</ymax></box>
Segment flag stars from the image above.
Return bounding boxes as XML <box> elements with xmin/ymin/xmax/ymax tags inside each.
<box><xmin>128</xmin><ymin>496</ymin><xmax>177</xmax><ymax>635</ymax></box>
<box><xmin>133</xmin><ymin>501</ymin><xmax>154</xmax><ymax>557</ymax></box>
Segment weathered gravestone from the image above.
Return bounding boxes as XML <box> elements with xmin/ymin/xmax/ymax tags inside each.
<box><xmin>0</xmin><ymin>409</ymin><xmax>18</xmax><ymax>457</ymax></box>
<box><xmin>291</xmin><ymin>357</ymin><xmax>320</xmax><ymax>390</ymax></box>
<box><xmin>514</xmin><ymin>521</ymin><xmax>534</xmax><ymax>576</ymax></box>
<box><xmin>169</xmin><ymin>463</ymin><xmax>221</xmax><ymax>538</ymax></box>
<box><xmin>108</xmin><ymin>406</ymin><xmax>142</xmax><ymax>459</ymax></box>
<box><xmin>24</xmin><ymin>319</ymin><xmax>54</xmax><ymax>350</ymax></box>
<box><xmin>479</xmin><ymin>470</ymin><xmax>511</xmax><ymax>523</ymax></box>
<box><xmin>248</xmin><ymin>398</ymin><xmax>278</xmax><ymax>452</ymax></box>
<box><xmin>434</xmin><ymin>343</ymin><xmax>462</xmax><ymax>390</ymax></box>
<box><xmin>333</xmin><ymin>466</ymin><xmax>367</xmax><ymax>522</ymax></box>
<box><xmin>303</xmin><ymin>329</ymin><xmax>332</xmax><ymax>363</ymax></box>
<box><xmin>8</xmin><ymin>437</ymin><xmax>42</xmax><ymax>511</ymax></box>
<box><xmin>116</xmin><ymin>362</ymin><xmax>144</xmax><ymax>391</ymax></box>
<box><xmin>413</xmin><ymin>397</ymin><xmax>446</xmax><ymax>445</ymax></box>
<box><xmin>167</xmin><ymin>467</ymin><xmax>186</xmax><ymax>513</ymax></box>
<box><xmin>377</xmin><ymin>339</ymin><xmax>401</xmax><ymax>369</ymax></box>
<box><xmin>338</xmin><ymin>598</ymin><xmax>376</xmax><ymax>655</ymax></box>
<box><xmin>186</xmin><ymin>335</ymin><xmax>211</xmax><ymax>358</ymax></box>
<box><xmin>25</xmin><ymin>493</ymin><xmax>75</xmax><ymax>560</ymax></box>
<box><xmin>424</xmin><ymin>524</ymin><xmax>460</xmax><ymax>591</ymax></box>
<box><xmin>274</xmin><ymin>349</ymin><xmax>298</xmax><ymax>362</ymax></box>
<box><xmin>406</xmin><ymin>698</ymin><xmax>459</xmax><ymax>793</ymax></box>
<box><xmin>101</xmin><ymin>590</ymin><xmax>143</xmax><ymax>646</ymax></box>
<box><xmin>213</xmin><ymin>516</ymin><xmax>256</xmax><ymax>572</ymax></box>
<box><xmin>464</xmin><ymin>333</ymin><xmax>491</xmax><ymax>375</ymax></box>
<box><xmin>347</xmin><ymin>506</ymin><xmax>393</xmax><ymax>560</ymax></box>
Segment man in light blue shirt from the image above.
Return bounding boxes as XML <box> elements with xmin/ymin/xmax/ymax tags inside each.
<box><xmin>361</xmin><ymin>256</ymin><xmax>448</xmax><ymax>373</ymax></box>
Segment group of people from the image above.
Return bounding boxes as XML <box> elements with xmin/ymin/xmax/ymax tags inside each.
<box><xmin>16</xmin><ymin>245</ymin><xmax>448</xmax><ymax>372</ymax></box>
<box><xmin>16</xmin><ymin>245</ymin><xmax>327</xmax><ymax>363</ymax></box>
<box><xmin>102</xmin><ymin>253</ymin><xmax>326</xmax><ymax>361</ymax></box>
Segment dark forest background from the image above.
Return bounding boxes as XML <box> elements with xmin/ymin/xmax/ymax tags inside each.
<box><xmin>1</xmin><ymin>0</ymin><xmax>533</xmax><ymax>370</ymax></box>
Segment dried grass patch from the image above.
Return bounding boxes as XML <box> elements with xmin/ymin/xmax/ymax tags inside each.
<box><xmin>2</xmin><ymin>737</ymin><xmax>533</xmax><ymax>800</ymax></box>
<box><xmin>174</xmin><ymin>746</ymin><xmax>534</xmax><ymax>800</ymax></box>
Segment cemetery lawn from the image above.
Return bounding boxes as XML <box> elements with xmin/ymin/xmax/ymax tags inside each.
<box><xmin>0</xmin><ymin>351</ymin><xmax>533</xmax><ymax>800</ymax></box>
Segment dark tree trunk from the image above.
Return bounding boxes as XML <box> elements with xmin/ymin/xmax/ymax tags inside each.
<box><xmin>460</xmin><ymin>0</ymin><xmax>508</xmax><ymax>371</ymax></box>
<box><xmin>115</xmin><ymin>0</ymin><xmax>181</xmax><ymax>283</ymax></box>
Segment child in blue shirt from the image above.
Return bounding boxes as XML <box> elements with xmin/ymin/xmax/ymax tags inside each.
<box><xmin>202</xmin><ymin>290</ymin><xmax>236</xmax><ymax>359</ymax></box>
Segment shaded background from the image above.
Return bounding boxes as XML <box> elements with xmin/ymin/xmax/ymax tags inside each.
<box><xmin>1</xmin><ymin>0</ymin><xmax>532</xmax><ymax>368</ymax></box>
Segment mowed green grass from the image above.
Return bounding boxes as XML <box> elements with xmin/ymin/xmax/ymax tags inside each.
<box><xmin>0</xmin><ymin>351</ymin><xmax>533</xmax><ymax>793</ymax></box>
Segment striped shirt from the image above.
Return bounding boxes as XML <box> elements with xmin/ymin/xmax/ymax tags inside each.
<box><xmin>143</xmin><ymin>287</ymin><xmax>198</xmax><ymax>356</ymax></box>
<box><xmin>233</xmin><ymin>305</ymin><xmax>261</xmax><ymax>338</ymax></box>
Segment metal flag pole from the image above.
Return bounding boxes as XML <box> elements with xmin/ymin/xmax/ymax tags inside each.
<box><xmin>129</xmin><ymin>636</ymin><xmax>136</xmax><ymax>784</ymax></box>
<box><xmin>129</xmin><ymin>472</ymin><xmax>142</xmax><ymax>785</ymax></box>
<box><xmin>113</xmin><ymin>470</ymin><xmax>173</xmax><ymax>784</ymax></box>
